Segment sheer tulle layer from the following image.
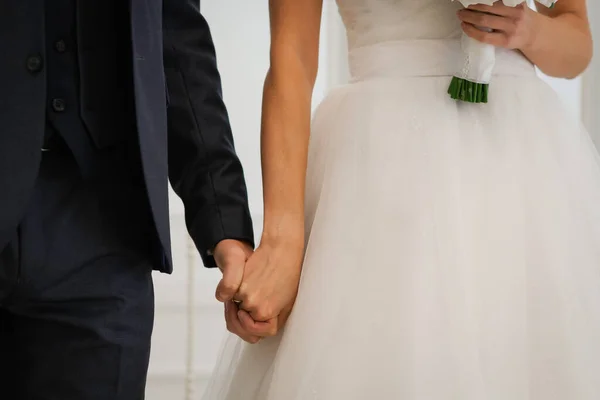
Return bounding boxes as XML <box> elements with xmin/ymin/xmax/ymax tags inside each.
<box><xmin>202</xmin><ymin>74</ymin><xmax>600</xmax><ymax>399</ymax></box>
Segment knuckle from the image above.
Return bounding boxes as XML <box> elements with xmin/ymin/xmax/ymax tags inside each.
<box><xmin>219</xmin><ymin>252</ymin><xmax>235</xmax><ymax>266</ymax></box>
<box><xmin>514</xmin><ymin>14</ymin><xmax>525</xmax><ymax>26</ymax></box>
<box><xmin>255</xmin><ymin>312</ymin><xmax>268</xmax><ymax>322</ymax></box>
<box><xmin>513</xmin><ymin>18</ymin><xmax>523</xmax><ymax>30</ymax></box>
<box><xmin>477</xmin><ymin>32</ymin><xmax>489</xmax><ymax>43</ymax></box>
<box><xmin>243</xmin><ymin>323</ymin><xmax>256</xmax><ymax>335</ymax></box>
<box><xmin>506</xmin><ymin>23</ymin><xmax>517</xmax><ymax>35</ymax></box>
<box><xmin>249</xmin><ymin>327</ymin><xmax>263</xmax><ymax>337</ymax></box>
<box><xmin>254</xmin><ymin>307</ymin><xmax>272</xmax><ymax>322</ymax></box>
<box><xmin>237</xmin><ymin>282</ymin><xmax>249</xmax><ymax>295</ymax></box>
<box><xmin>243</xmin><ymin>301</ymin><xmax>257</xmax><ymax>312</ymax></box>
<box><xmin>478</xmin><ymin>15</ymin><xmax>490</xmax><ymax>27</ymax></box>
<box><xmin>241</xmin><ymin>294</ymin><xmax>259</xmax><ymax>310</ymax></box>
<box><xmin>219</xmin><ymin>261</ymin><xmax>234</xmax><ymax>273</ymax></box>
<box><xmin>221</xmin><ymin>282</ymin><xmax>237</xmax><ymax>294</ymax></box>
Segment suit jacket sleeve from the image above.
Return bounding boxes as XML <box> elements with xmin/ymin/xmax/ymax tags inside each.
<box><xmin>163</xmin><ymin>0</ymin><xmax>254</xmax><ymax>268</ymax></box>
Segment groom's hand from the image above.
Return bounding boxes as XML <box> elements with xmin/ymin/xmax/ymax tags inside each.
<box><xmin>213</xmin><ymin>239</ymin><xmax>262</xmax><ymax>343</ymax></box>
<box><xmin>213</xmin><ymin>239</ymin><xmax>253</xmax><ymax>302</ymax></box>
<box><xmin>233</xmin><ymin>240</ymin><xmax>304</xmax><ymax>336</ymax></box>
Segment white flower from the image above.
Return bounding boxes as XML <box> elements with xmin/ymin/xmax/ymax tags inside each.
<box><xmin>453</xmin><ymin>0</ymin><xmax>555</xmax><ymax>7</ymax></box>
<box><xmin>453</xmin><ymin>0</ymin><xmax>523</xmax><ymax>6</ymax></box>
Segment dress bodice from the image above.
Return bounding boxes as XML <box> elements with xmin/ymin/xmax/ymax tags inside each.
<box><xmin>336</xmin><ymin>0</ymin><xmax>463</xmax><ymax>50</ymax></box>
<box><xmin>336</xmin><ymin>0</ymin><xmax>536</xmax><ymax>82</ymax></box>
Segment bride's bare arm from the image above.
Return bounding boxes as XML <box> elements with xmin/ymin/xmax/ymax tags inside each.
<box><xmin>261</xmin><ymin>0</ymin><xmax>323</xmax><ymax>247</ymax></box>
<box><xmin>230</xmin><ymin>0</ymin><xmax>324</xmax><ymax>338</ymax></box>
<box><xmin>458</xmin><ymin>0</ymin><xmax>592</xmax><ymax>79</ymax></box>
<box><xmin>522</xmin><ymin>0</ymin><xmax>592</xmax><ymax>78</ymax></box>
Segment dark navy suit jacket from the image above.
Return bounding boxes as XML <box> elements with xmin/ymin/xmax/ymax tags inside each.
<box><xmin>0</xmin><ymin>0</ymin><xmax>254</xmax><ymax>272</ymax></box>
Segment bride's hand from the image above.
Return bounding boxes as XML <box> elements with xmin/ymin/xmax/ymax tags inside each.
<box><xmin>457</xmin><ymin>2</ymin><xmax>541</xmax><ymax>50</ymax></box>
<box><xmin>233</xmin><ymin>238</ymin><xmax>304</xmax><ymax>337</ymax></box>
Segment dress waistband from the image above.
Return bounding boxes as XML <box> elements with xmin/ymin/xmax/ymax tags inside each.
<box><xmin>348</xmin><ymin>39</ymin><xmax>537</xmax><ymax>82</ymax></box>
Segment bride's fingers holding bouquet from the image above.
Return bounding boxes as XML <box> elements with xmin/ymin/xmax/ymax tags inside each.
<box><xmin>457</xmin><ymin>2</ymin><xmax>540</xmax><ymax>49</ymax></box>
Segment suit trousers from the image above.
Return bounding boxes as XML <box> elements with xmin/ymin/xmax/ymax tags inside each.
<box><xmin>0</xmin><ymin>135</ymin><xmax>156</xmax><ymax>399</ymax></box>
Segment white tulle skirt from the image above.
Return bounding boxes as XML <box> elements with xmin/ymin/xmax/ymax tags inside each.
<box><xmin>202</xmin><ymin>40</ymin><xmax>600</xmax><ymax>399</ymax></box>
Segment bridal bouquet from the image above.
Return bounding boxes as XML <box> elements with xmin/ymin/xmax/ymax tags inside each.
<box><xmin>449</xmin><ymin>0</ymin><xmax>556</xmax><ymax>103</ymax></box>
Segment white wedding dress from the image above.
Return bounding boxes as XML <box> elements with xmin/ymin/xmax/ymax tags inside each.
<box><xmin>202</xmin><ymin>1</ymin><xmax>600</xmax><ymax>398</ymax></box>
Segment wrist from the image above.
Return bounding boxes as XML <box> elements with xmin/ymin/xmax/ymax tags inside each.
<box><xmin>260</xmin><ymin>217</ymin><xmax>305</xmax><ymax>250</ymax></box>
<box><xmin>520</xmin><ymin>11</ymin><xmax>546</xmax><ymax>56</ymax></box>
<box><xmin>260</xmin><ymin>233</ymin><xmax>305</xmax><ymax>251</ymax></box>
<box><xmin>210</xmin><ymin>238</ymin><xmax>253</xmax><ymax>257</ymax></box>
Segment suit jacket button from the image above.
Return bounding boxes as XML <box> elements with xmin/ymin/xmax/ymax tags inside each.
<box><xmin>55</xmin><ymin>40</ymin><xmax>67</xmax><ymax>53</ymax></box>
<box><xmin>26</xmin><ymin>55</ymin><xmax>43</xmax><ymax>73</ymax></box>
<box><xmin>52</xmin><ymin>98</ymin><xmax>66</xmax><ymax>112</ymax></box>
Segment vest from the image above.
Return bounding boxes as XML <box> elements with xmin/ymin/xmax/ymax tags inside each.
<box><xmin>44</xmin><ymin>0</ymin><xmax>138</xmax><ymax>174</ymax></box>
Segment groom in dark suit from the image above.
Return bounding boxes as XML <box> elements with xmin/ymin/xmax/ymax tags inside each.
<box><xmin>0</xmin><ymin>0</ymin><xmax>254</xmax><ymax>398</ymax></box>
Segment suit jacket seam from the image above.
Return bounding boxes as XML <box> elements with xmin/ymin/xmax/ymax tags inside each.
<box><xmin>168</xmin><ymin>41</ymin><xmax>227</xmax><ymax>243</ymax></box>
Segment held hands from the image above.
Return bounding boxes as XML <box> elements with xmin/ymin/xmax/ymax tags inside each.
<box><xmin>213</xmin><ymin>239</ymin><xmax>262</xmax><ymax>343</ymax></box>
<box><xmin>234</xmin><ymin>239</ymin><xmax>304</xmax><ymax>339</ymax></box>
<box><xmin>213</xmin><ymin>237</ymin><xmax>304</xmax><ymax>343</ymax></box>
<box><xmin>457</xmin><ymin>2</ymin><xmax>540</xmax><ymax>50</ymax></box>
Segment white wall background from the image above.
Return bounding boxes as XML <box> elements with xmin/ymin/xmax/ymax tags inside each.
<box><xmin>582</xmin><ymin>0</ymin><xmax>600</xmax><ymax>146</ymax></box>
<box><xmin>147</xmin><ymin>2</ymin><xmax>600</xmax><ymax>399</ymax></box>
